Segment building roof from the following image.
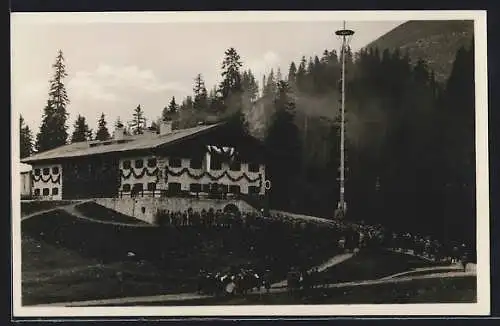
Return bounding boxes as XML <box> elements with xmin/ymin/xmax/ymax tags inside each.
<box><xmin>20</xmin><ymin>162</ymin><xmax>32</xmax><ymax>173</ymax></box>
<box><xmin>21</xmin><ymin>123</ymin><xmax>222</xmax><ymax>164</ymax></box>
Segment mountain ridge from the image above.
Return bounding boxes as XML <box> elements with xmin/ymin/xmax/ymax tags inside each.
<box><xmin>364</xmin><ymin>20</ymin><xmax>474</xmax><ymax>82</ymax></box>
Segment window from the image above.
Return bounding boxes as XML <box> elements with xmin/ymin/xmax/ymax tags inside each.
<box><xmin>190</xmin><ymin>157</ymin><xmax>203</xmax><ymax>169</ymax></box>
<box><xmin>123</xmin><ymin>160</ymin><xmax>131</xmax><ymax>169</ymax></box>
<box><xmin>190</xmin><ymin>183</ymin><xmax>202</xmax><ymax>193</ymax></box>
<box><xmin>147</xmin><ymin>158</ymin><xmax>157</xmax><ymax>168</ymax></box>
<box><xmin>42</xmin><ymin>188</ymin><xmax>50</xmax><ymax>196</ymax></box>
<box><xmin>52</xmin><ymin>167</ymin><xmax>59</xmax><ymax>174</ymax></box>
<box><xmin>34</xmin><ymin>188</ymin><xmax>40</xmax><ymax>196</ymax></box>
<box><xmin>34</xmin><ymin>168</ymin><xmax>41</xmax><ymax>176</ymax></box>
<box><xmin>147</xmin><ymin>182</ymin><xmax>157</xmax><ymax>191</ymax></box>
<box><xmin>220</xmin><ymin>184</ymin><xmax>229</xmax><ymax>193</ymax></box>
<box><xmin>52</xmin><ymin>187</ymin><xmax>59</xmax><ymax>195</ymax></box>
<box><xmin>135</xmin><ymin>159</ymin><xmax>144</xmax><ymax>169</ymax></box>
<box><xmin>230</xmin><ymin>161</ymin><xmax>241</xmax><ymax>171</ymax></box>
<box><xmin>210</xmin><ymin>156</ymin><xmax>222</xmax><ymax>170</ymax></box>
<box><xmin>248</xmin><ymin>163</ymin><xmax>260</xmax><ymax>173</ymax></box>
<box><xmin>229</xmin><ymin>185</ymin><xmax>241</xmax><ymax>194</ymax></box>
<box><xmin>248</xmin><ymin>186</ymin><xmax>260</xmax><ymax>194</ymax></box>
<box><xmin>43</xmin><ymin>168</ymin><xmax>50</xmax><ymax>175</ymax></box>
<box><xmin>132</xmin><ymin>183</ymin><xmax>144</xmax><ymax>192</ymax></box>
<box><xmin>202</xmin><ymin>184</ymin><xmax>210</xmax><ymax>193</ymax></box>
<box><xmin>168</xmin><ymin>182</ymin><xmax>182</xmax><ymax>193</ymax></box>
<box><xmin>122</xmin><ymin>184</ymin><xmax>131</xmax><ymax>192</ymax></box>
<box><xmin>169</xmin><ymin>157</ymin><xmax>182</xmax><ymax>168</ymax></box>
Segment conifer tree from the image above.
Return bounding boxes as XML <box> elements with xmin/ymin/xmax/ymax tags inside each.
<box><xmin>20</xmin><ymin>115</ymin><xmax>33</xmax><ymax>158</ymax></box>
<box><xmin>71</xmin><ymin>115</ymin><xmax>92</xmax><ymax>142</ymax></box>
<box><xmin>162</xmin><ymin>96</ymin><xmax>179</xmax><ymax>121</ymax></box>
<box><xmin>241</xmin><ymin>69</ymin><xmax>259</xmax><ymax>102</ymax></box>
<box><xmin>129</xmin><ymin>105</ymin><xmax>147</xmax><ymax>135</ymax></box>
<box><xmin>95</xmin><ymin>113</ymin><xmax>111</xmax><ymax>141</ymax></box>
<box><xmin>193</xmin><ymin>74</ymin><xmax>209</xmax><ymax>111</ymax></box>
<box><xmin>287</xmin><ymin>62</ymin><xmax>297</xmax><ymax>89</ymax></box>
<box><xmin>36</xmin><ymin>50</ymin><xmax>70</xmax><ymax>151</ymax></box>
<box><xmin>219</xmin><ymin>47</ymin><xmax>243</xmax><ymax>100</ymax></box>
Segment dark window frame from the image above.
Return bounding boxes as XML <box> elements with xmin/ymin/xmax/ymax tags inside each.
<box><xmin>169</xmin><ymin>157</ymin><xmax>182</xmax><ymax>168</ymax></box>
<box><xmin>52</xmin><ymin>187</ymin><xmax>59</xmax><ymax>195</ymax></box>
<box><xmin>147</xmin><ymin>182</ymin><xmax>157</xmax><ymax>191</ymax></box>
<box><xmin>147</xmin><ymin>158</ymin><xmax>157</xmax><ymax>168</ymax></box>
<box><xmin>134</xmin><ymin>159</ymin><xmax>144</xmax><ymax>169</ymax></box>
<box><xmin>229</xmin><ymin>185</ymin><xmax>241</xmax><ymax>194</ymax></box>
<box><xmin>248</xmin><ymin>185</ymin><xmax>260</xmax><ymax>194</ymax></box>
<box><xmin>123</xmin><ymin>160</ymin><xmax>131</xmax><ymax>169</ymax></box>
<box><xmin>168</xmin><ymin>182</ymin><xmax>182</xmax><ymax>193</ymax></box>
<box><xmin>189</xmin><ymin>183</ymin><xmax>202</xmax><ymax>193</ymax></box>
<box><xmin>34</xmin><ymin>168</ymin><xmax>41</xmax><ymax>176</ymax></box>
<box><xmin>190</xmin><ymin>157</ymin><xmax>203</xmax><ymax>169</ymax></box>
<box><xmin>201</xmin><ymin>184</ymin><xmax>210</xmax><ymax>193</ymax></box>
<box><xmin>122</xmin><ymin>184</ymin><xmax>131</xmax><ymax>192</ymax></box>
<box><xmin>248</xmin><ymin>163</ymin><xmax>260</xmax><ymax>173</ymax></box>
<box><xmin>34</xmin><ymin>188</ymin><xmax>40</xmax><ymax>196</ymax></box>
<box><xmin>42</xmin><ymin>188</ymin><xmax>50</xmax><ymax>196</ymax></box>
<box><xmin>52</xmin><ymin>167</ymin><xmax>59</xmax><ymax>175</ymax></box>
<box><xmin>210</xmin><ymin>156</ymin><xmax>222</xmax><ymax>170</ymax></box>
<box><xmin>230</xmin><ymin>160</ymin><xmax>241</xmax><ymax>171</ymax></box>
<box><xmin>132</xmin><ymin>183</ymin><xmax>144</xmax><ymax>192</ymax></box>
<box><xmin>42</xmin><ymin>168</ymin><xmax>50</xmax><ymax>176</ymax></box>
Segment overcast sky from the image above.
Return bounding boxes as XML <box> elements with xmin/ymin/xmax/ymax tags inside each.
<box><xmin>11</xmin><ymin>13</ymin><xmax>405</xmax><ymax>135</ymax></box>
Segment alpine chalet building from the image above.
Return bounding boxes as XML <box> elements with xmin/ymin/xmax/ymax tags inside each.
<box><xmin>21</xmin><ymin>121</ymin><xmax>269</xmax><ymax>223</ymax></box>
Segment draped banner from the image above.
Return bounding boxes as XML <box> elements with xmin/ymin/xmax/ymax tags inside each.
<box><xmin>206</xmin><ymin>145</ymin><xmax>237</xmax><ymax>172</ymax></box>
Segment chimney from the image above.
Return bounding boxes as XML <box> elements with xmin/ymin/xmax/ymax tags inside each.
<box><xmin>160</xmin><ymin>120</ymin><xmax>173</xmax><ymax>136</ymax></box>
<box><xmin>114</xmin><ymin>125</ymin><xmax>125</xmax><ymax>140</ymax></box>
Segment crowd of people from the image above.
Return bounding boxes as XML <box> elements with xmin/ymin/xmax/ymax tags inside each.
<box><xmin>155</xmin><ymin>207</ymin><xmax>473</xmax><ymax>266</ymax></box>
<box><xmin>197</xmin><ymin>265</ymin><xmax>273</xmax><ymax>296</ymax></box>
<box><xmin>153</xmin><ymin>206</ymin><xmax>474</xmax><ymax>297</ymax></box>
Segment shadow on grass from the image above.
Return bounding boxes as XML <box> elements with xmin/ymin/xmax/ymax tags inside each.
<box><xmin>317</xmin><ymin>249</ymin><xmax>443</xmax><ymax>285</ymax></box>
<box><xmin>21</xmin><ymin>209</ymin><xmax>344</xmax><ymax>305</ymax></box>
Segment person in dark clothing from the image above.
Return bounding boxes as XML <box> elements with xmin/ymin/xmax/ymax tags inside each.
<box><xmin>208</xmin><ymin>208</ymin><xmax>215</xmax><ymax>227</ymax></box>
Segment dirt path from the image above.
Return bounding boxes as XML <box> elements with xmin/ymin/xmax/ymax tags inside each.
<box><xmin>62</xmin><ymin>205</ymin><xmax>152</xmax><ymax>228</ymax></box>
<box><xmin>32</xmin><ymin>269</ymin><xmax>475</xmax><ymax>307</ymax></box>
<box><xmin>271</xmin><ymin>252</ymin><xmax>354</xmax><ymax>288</ymax></box>
<box><xmin>21</xmin><ymin>201</ymin><xmax>152</xmax><ymax>228</ymax></box>
<box><xmin>21</xmin><ymin>201</ymin><xmax>85</xmax><ymax>221</ymax></box>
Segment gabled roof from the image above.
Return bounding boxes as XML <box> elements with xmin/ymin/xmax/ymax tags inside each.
<box><xmin>21</xmin><ymin>123</ymin><xmax>223</xmax><ymax>164</ymax></box>
<box><xmin>20</xmin><ymin>162</ymin><xmax>32</xmax><ymax>173</ymax></box>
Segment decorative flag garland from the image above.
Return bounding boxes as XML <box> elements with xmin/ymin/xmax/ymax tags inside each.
<box><xmin>206</xmin><ymin>145</ymin><xmax>237</xmax><ymax>172</ymax></box>
<box><xmin>164</xmin><ymin>166</ymin><xmax>262</xmax><ymax>184</ymax></box>
<box><xmin>120</xmin><ymin>167</ymin><xmax>160</xmax><ymax>183</ymax></box>
<box><xmin>32</xmin><ymin>173</ymin><xmax>61</xmax><ymax>184</ymax></box>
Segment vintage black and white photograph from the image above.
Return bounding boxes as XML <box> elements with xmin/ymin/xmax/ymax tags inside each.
<box><xmin>11</xmin><ymin>11</ymin><xmax>489</xmax><ymax>317</ymax></box>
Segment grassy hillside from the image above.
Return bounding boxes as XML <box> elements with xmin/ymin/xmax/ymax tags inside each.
<box><xmin>365</xmin><ymin>20</ymin><xmax>474</xmax><ymax>83</ymax></box>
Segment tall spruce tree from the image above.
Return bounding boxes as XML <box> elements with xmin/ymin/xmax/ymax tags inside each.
<box><xmin>162</xmin><ymin>96</ymin><xmax>179</xmax><ymax>121</ymax></box>
<box><xmin>129</xmin><ymin>105</ymin><xmax>147</xmax><ymax>135</ymax></box>
<box><xmin>219</xmin><ymin>47</ymin><xmax>243</xmax><ymax>100</ymax></box>
<box><xmin>36</xmin><ymin>50</ymin><xmax>70</xmax><ymax>151</ymax></box>
<box><xmin>95</xmin><ymin>113</ymin><xmax>111</xmax><ymax>141</ymax></box>
<box><xmin>241</xmin><ymin>69</ymin><xmax>259</xmax><ymax>102</ymax></box>
<box><xmin>287</xmin><ymin>62</ymin><xmax>297</xmax><ymax>89</ymax></box>
<box><xmin>19</xmin><ymin>115</ymin><xmax>33</xmax><ymax>158</ymax></box>
<box><xmin>71</xmin><ymin>115</ymin><xmax>92</xmax><ymax>142</ymax></box>
<box><xmin>193</xmin><ymin>74</ymin><xmax>209</xmax><ymax>111</ymax></box>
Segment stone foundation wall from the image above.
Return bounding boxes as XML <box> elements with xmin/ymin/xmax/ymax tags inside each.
<box><xmin>95</xmin><ymin>197</ymin><xmax>258</xmax><ymax>224</ymax></box>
